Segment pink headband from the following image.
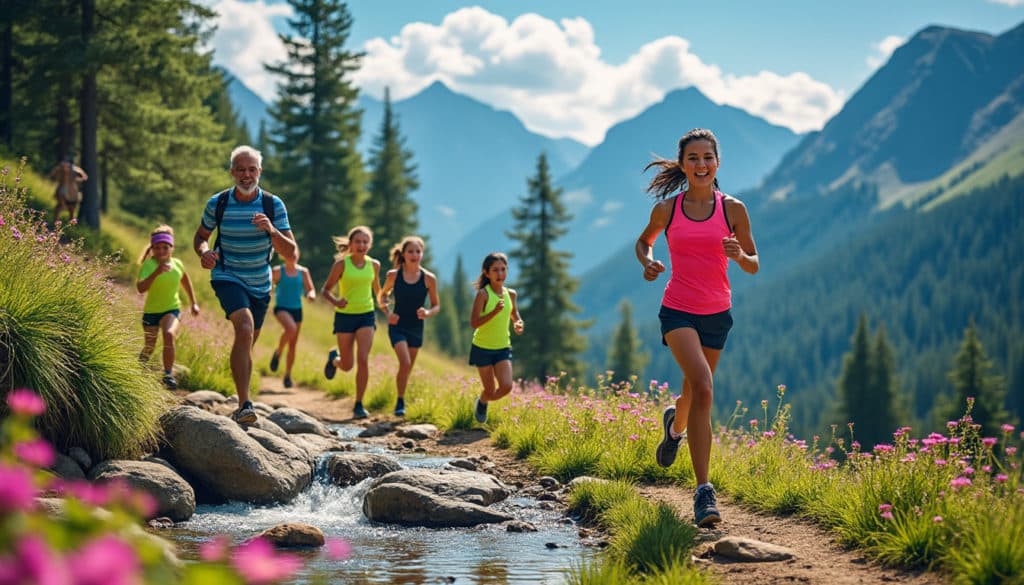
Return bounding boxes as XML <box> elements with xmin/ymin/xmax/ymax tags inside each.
<box><xmin>151</xmin><ymin>233</ymin><xmax>174</xmax><ymax>246</ymax></box>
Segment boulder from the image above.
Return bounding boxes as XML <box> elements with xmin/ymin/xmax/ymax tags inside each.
<box><xmin>68</xmin><ymin>447</ymin><xmax>92</xmax><ymax>472</ymax></box>
<box><xmin>713</xmin><ymin>537</ymin><xmax>796</xmax><ymax>562</ymax></box>
<box><xmin>49</xmin><ymin>452</ymin><xmax>85</xmax><ymax>480</ymax></box>
<box><xmin>326</xmin><ymin>453</ymin><xmax>402</xmax><ymax>486</ymax></box>
<box><xmin>160</xmin><ymin>406</ymin><xmax>313</xmax><ymax>504</ymax></box>
<box><xmin>362</xmin><ymin>483</ymin><xmax>513</xmax><ymax>527</ymax></box>
<box><xmin>395</xmin><ymin>424</ymin><xmax>438</xmax><ymax>440</ymax></box>
<box><xmin>369</xmin><ymin>468</ymin><xmax>511</xmax><ymax>506</ymax></box>
<box><xmin>88</xmin><ymin>459</ymin><xmax>196</xmax><ymax>522</ymax></box>
<box><xmin>267</xmin><ymin>408</ymin><xmax>331</xmax><ymax>436</ymax></box>
<box><xmin>258</xmin><ymin>523</ymin><xmax>325</xmax><ymax>548</ymax></box>
<box><xmin>289</xmin><ymin>433</ymin><xmax>351</xmax><ymax>458</ymax></box>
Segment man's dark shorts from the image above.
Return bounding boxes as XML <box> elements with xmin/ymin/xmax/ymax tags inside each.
<box><xmin>469</xmin><ymin>344</ymin><xmax>512</xmax><ymax>367</ymax></box>
<box><xmin>212</xmin><ymin>280</ymin><xmax>271</xmax><ymax>330</ymax></box>
<box><xmin>658</xmin><ymin>306</ymin><xmax>733</xmax><ymax>350</ymax></box>
<box><xmin>274</xmin><ymin>306</ymin><xmax>303</xmax><ymax>323</ymax></box>
<box><xmin>333</xmin><ymin>311</ymin><xmax>376</xmax><ymax>334</ymax></box>
<box><xmin>142</xmin><ymin>309</ymin><xmax>180</xmax><ymax>328</ymax></box>
<box><xmin>388</xmin><ymin>324</ymin><xmax>424</xmax><ymax>348</ymax></box>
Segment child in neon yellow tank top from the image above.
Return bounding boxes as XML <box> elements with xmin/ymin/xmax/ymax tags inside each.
<box><xmin>468</xmin><ymin>252</ymin><xmax>524</xmax><ymax>424</ymax></box>
<box><xmin>136</xmin><ymin>225</ymin><xmax>200</xmax><ymax>390</ymax></box>
<box><xmin>320</xmin><ymin>225</ymin><xmax>382</xmax><ymax>419</ymax></box>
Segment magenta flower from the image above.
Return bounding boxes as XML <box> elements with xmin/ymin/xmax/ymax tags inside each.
<box><xmin>230</xmin><ymin>538</ymin><xmax>302</xmax><ymax>584</ymax></box>
<box><xmin>1007</xmin><ymin>447</ymin><xmax>1018</xmax><ymax>457</ymax></box>
<box><xmin>0</xmin><ymin>215</ymin><xmax>5</xmax><ymax>226</ymax></box>
<box><xmin>880</xmin><ymin>511</ymin><xmax>894</xmax><ymax>520</ymax></box>
<box><xmin>628</xmin><ymin>434</ymin><xmax>639</xmax><ymax>441</ymax></box>
<box><xmin>1001</xmin><ymin>424</ymin><xmax>1015</xmax><ymax>433</ymax></box>
<box><xmin>324</xmin><ymin>537</ymin><xmax>352</xmax><ymax>561</ymax></box>
<box><xmin>11</xmin><ymin>227</ymin><xmax>21</xmax><ymax>240</ymax></box>
<box><xmin>950</xmin><ymin>476</ymin><xmax>972</xmax><ymax>489</ymax></box>
<box><xmin>995</xmin><ymin>474</ymin><xmax>1009</xmax><ymax>483</ymax></box>
<box><xmin>14</xmin><ymin>439</ymin><xmax>55</xmax><ymax>468</ymax></box>
<box><xmin>11</xmin><ymin>535</ymin><xmax>70</xmax><ymax>585</ymax></box>
<box><xmin>0</xmin><ymin>464</ymin><xmax>37</xmax><ymax>512</ymax></box>
<box><xmin>933</xmin><ymin>516</ymin><xmax>943</xmax><ymax>523</ymax></box>
<box><xmin>878</xmin><ymin>503</ymin><xmax>893</xmax><ymax>513</ymax></box>
<box><xmin>982</xmin><ymin>437</ymin><xmax>998</xmax><ymax>447</ymax></box>
<box><xmin>199</xmin><ymin>536</ymin><xmax>231</xmax><ymax>562</ymax></box>
<box><xmin>6</xmin><ymin>388</ymin><xmax>45</xmax><ymax>416</ymax></box>
<box><xmin>68</xmin><ymin>535</ymin><xmax>141</xmax><ymax>585</ymax></box>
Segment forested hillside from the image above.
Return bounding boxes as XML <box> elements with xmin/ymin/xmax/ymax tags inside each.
<box><xmin>634</xmin><ymin>173</ymin><xmax>1024</xmax><ymax>435</ymax></box>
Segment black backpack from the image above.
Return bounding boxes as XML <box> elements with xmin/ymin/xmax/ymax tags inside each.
<box><xmin>212</xmin><ymin>189</ymin><xmax>277</xmax><ymax>268</ymax></box>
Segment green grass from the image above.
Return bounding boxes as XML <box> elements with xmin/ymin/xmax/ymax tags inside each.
<box><xmin>1</xmin><ymin>164</ymin><xmax>167</xmax><ymax>459</ymax></box>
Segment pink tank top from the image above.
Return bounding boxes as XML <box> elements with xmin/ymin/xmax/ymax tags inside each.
<box><xmin>662</xmin><ymin>190</ymin><xmax>732</xmax><ymax>315</ymax></box>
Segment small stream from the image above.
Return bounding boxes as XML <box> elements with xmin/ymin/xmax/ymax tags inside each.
<box><xmin>165</xmin><ymin>424</ymin><xmax>593</xmax><ymax>584</ymax></box>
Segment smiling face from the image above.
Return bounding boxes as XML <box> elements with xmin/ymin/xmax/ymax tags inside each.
<box><xmin>230</xmin><ymin>152</ymin><xmax>262</xmax><ymax>195</ymax></box>
<box><xmin>151</xmin><ymin>242</ymin><xmax>173</xmax><ymax>262</ymax></box>
<box><xmin>681</xmin><ymin>139</ymin><xmax>719</xmax><ymax>190</ymax></box>
<box><xmin>402</xmin><ymin>241</ymin><xmax>424</xmax><ymax>266</ymax></box>
<box><xmin>348</xmin><ymin>231</ymin><xmax>372</xmax><ymax>257</ymax></box>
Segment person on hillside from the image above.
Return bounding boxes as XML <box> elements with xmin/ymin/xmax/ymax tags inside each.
<box><xmin>137</xmin><ymin>225</ymin><xmax>200</xmax><ymax>389</ymax></box>
<box><xmin>193</xmin><ymin>145</ymin><xmax>297</xmax><ymax>425</ymax></box>
<box><xmin>468</xmin><ymin>252</ymin><xmax>524</xmax><ymax>424</ymax></box>
<box><xmin>636</xmin><ymin>128</ymin><xmax>759</xmax><ymax>528</ymax></box>
<box><xmin>321</xmin><ymin>225</ymin><xmax>382</xmax><ymax>420</ymax></box>
<box><xmin>269</xmin><ymin>250</ymin><xmax>316</xmax><ymax>389</ymax></box>
<box><xmin>49</xmin><ymin>157</ymin><xmax>88</xmax><ymax>224</ymax></box>
<box><xmin>377</xmin><ymin>236</ymin><xmax>441</xmax><ymax>417</ymax></box>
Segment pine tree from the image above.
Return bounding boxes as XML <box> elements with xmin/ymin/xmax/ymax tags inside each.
<box><xmin>363</xmin><ymin>87</ymin><xmax>419</xmax><ymax>260</ymax></box>
<box><xmin>944</xmin><ymin>320</ymin><xmax>1015</xmax><ymax>437</ymax></box>
<box><xmin>862</xmin><ymin>324</ymin><xmax>902</xmax><ymax>446</ymax></box>
<box><xmin>507</xmin><ymin>153</ymin><xmax>588</xmax><ymax>381</ymax></box>
<box><xmin>606</xmin><ymin>300</ymin><xmax>648</xmax><ymax>385</ymax></box>
<box><xmin>264</xmin><ymin>0</ymin><xmax>365</xmax><ymax>276</ymax></box>
<box><xmin>836</xmin><ymin>313</ymin><xmax>873</xmax><ymax>444</ymax></box>
<box><xmin>450</xmin><ymin>254</ymin><xmax>472</xmax><ymax>354</ymax></box>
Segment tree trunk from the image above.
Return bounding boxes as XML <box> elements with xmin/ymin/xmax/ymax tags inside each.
<box><xmin>0</xmin><ymin>15</ymin><xmax>12</xmax><ymax>149</ymax></box>
<box><xmin>78</xmin><ymin>0</ymin><xmax>99</xmax><ymax>229</ymax></box>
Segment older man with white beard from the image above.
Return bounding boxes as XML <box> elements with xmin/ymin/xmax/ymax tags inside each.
<box><xmin>193</xmin><ymin>145</ymin><xmax>298</xmax><ymax>424</ymax></box>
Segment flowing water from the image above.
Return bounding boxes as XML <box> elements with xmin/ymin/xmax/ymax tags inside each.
<box><xmin>165</xmin><ymin>424</ymin><xmax>593</xmax><ymax>584</ymax></box>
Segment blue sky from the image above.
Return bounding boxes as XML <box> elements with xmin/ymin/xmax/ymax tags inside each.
<box><xmin>208</xmin><ymin>0</ymin><xmax>1023</xmax><ymax>145</ymax></box>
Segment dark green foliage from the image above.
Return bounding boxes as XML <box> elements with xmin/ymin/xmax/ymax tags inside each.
<box><xmin>431</xmin><ymin>283</ymin><xmax>464</xmax><ymax>357</ymax></box>
<box><xmin>507</xmin><ymin>153</ymin><xmax>588</xmax><ymax>381</ymax></box>
<box><xmin>835</xmin><ymin>315</ymin><xmax>903</xmax><ymax>447</ymax></box>
<box><xmin>942</xmin><ymin>320</ymin><xmax>1015</xmax><ymax>436</ymax></box>
<box><xmin>263</xmin><ymin>0</ymin><xmax>365</xmax><ymax>277</ymax></box>
<box><xmin>606</xmin><ymin>300</ymin><xmax>648</xmax><ymax>384</ymax></box>
<box><xmin>363</xmin><ymin>87</ymin><xmax>419</xmax><ymax>264</ymax></box>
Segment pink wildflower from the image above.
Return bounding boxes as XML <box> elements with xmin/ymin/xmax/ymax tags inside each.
<box><xmin>947</xmin><ymin>421</ymin><xmax>958</xmax><ymax>430</ymax></box>
<box><xmin>749</xmin><ymin>419</ymin><xmax>758</xmax><ymax>427</ymax></box>
<box><xmin>878</xmin><ymin>503</ymin><xmax>892</xmax><ymax>512</ymax></box>
<box><xmin>950</xmin><ymin>476</ymin><xmax>972</xmax><ymax>489</ymax></box>
<box><xmin>0</xmin><ymin>464</ymin><xmax>36</xmax><ymax>512</ymax></box>
<box><xmin>0</xmin><ymin>215</ymin><xmax>4</xmax><ymax>226</ymax></box>
<box><xmin>982</xmin><ymin>437</ymin><xmax>998</xmax><ymax>447</ymax></box>
<box><xmin>933</xmin><ymin>516</ymin><xmax>943</xmax><ymax>523</ymax></box>
<box><xmin>1000</xmin><ymin>424</ymin><xmax>1014</xmax><ymax>433</ymax></box>
<box><xmin>14</xmin><ymin>439</ymin><xmax>55</xmax><ymax>468</ymax></box>
<box><xmin>6</xmin><ymin>388</ymin><xmax>45</xmax><ymax>416</ymax></box>
<box><xmin>873</xmin><ymin>444</ymin><xmax>894</xmax><ymax>454</ymax></box>
<box><xmin>628</xmin><ymin>434</ymin><xmax>639</xmax><ymax>441</ymax></box>
<box><xmin>11</xmin><ymin>227</ymin><xmax>21</xmax><ymax>240</ymax></box>
<box><xmin>11</xmin><ymin>535</ymin><xmax>70</xmax><ymax>585</ymax></box>
<box><xmin>1007</xmin><ymin>447</ymin><xmax>1018</xmax><ymax>457</ymax></box>
<box><xmin>935</xmin><ymin>459</ymin><xmax>947</xmax><ymax>466</ymax></box>
<box><xmin>324</xmin><ymin>537</ymin><xmax>352</xmax><ymax>561</ymax></box>
<box><xmin>68</xmin><ymin>535</ymin><xmax>141</xmax><ymax>585</ymax></box>
<box><xmin>880</xmin><ymin>511</ymin><xmax>894</xmax><ymax>520</ymax></box>
<box><xmin>199</xmin><ymin>536</ymin><xmax>231</xmax><ymax>562</ymax></box>
<box><xmin>231</xmin><ymin>538</ymin><xmax>302</xmax><ymax>585</ymax></box>
<box><xmin>995</xmin><ymin>474</ymin><xmax>1009</xmax><ymax>483</ymax></box>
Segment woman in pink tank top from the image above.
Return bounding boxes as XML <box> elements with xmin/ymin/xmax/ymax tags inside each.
<box><xmin>635</xmin><ymin>128</ymin><xmax>760</xmax><ymax>528</ymax></box>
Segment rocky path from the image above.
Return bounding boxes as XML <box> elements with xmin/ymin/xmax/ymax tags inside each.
<box><xmin>250</xmin><ymin>377</ymin><xmax>950</xmax><ymax>585</ymax></box>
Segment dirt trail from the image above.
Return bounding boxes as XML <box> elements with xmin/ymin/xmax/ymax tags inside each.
<box><xmin>243</xmin><ymin>376</ymin><xmax>949</xmax><ymax>585</ymax></box>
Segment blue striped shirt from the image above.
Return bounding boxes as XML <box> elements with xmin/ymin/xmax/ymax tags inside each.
<box><xmin>201</xmin><ymin>188</ymin><xmax>290</xmax><ymax>295</ymax></box>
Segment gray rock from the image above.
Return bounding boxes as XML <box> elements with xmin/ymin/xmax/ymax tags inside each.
<box><xmin>362</xmin><ymin>483</ymin><xmax>513</xmax><ymax>527</ymax></box>
<box><xmin>358</xmin><ymin>422</ymin><xmax>395</xmax><ymax>438</ymax></box>
<box><xmin>89</xmin><ymin>459</ymin><xmax>196</xmax><ymax>522</ymax></box>
<box><xmin>160</xmin><ymin>406</ymin><xmax>313</xmax><ymax>504</ymax></box>
<box><xmin>713</xmin><ymin>537</ymin><xmax>796</xmax><ymax>562</ymax></box>
<box><xmin>326</xmin><ymin>453</ymin><xmax>402</xmax><ymax>486</ymax></box>
<box><xmin>183</xmin><ymin>390</ymin><xmax>228</xmax><ymax>404</ymax></box>
<box><xmin>395</xmin><ymin>424</ymin><xmax>438</xmax><ymax>440</ymax></box>
<box><xmin>258</xmin><ymin>523</ymin><xmax>325</xmax><ymax>548</ymax></box>
<box><xmin>506</xmin><ymin>520</ymin><xmax>538</xmax><ymax>533</ymax></box>
<box><xmin>447</xmin><ymin>458</ymin><xmax>478</xmax><ymax>471</ymax></box>
<box><xmin>567</xmin><ymin>476</ymin><xmax>609</xmax><ymax>490</ymax></box>
<box><xmin>252</xmin><ymin>402</ymin><xmax>276</xmax><ymax>416</ymax></box>
<box><xmin>267</xmin><ymin>408</ymin><xmax>331</xmax><ymax>436</ymax></box>
<box><xmin>249</xmin><ymin>417</ymin><xmax>289</xmax><ymax>439</ymax></box>
<box><xmin>369</xmin><ymin>468</ymin><xmax>511</xmax><ymax>506</ymax></box>
<box><xmin>539</xmin><ymin>476</ymin><xmax>560</xmax><ymax>489</ymax></box>
<box><xmin>289</xmin><ymin>433</ymin><xmax>350</xmax><ymax>458</ymax></box>
<box><xmin>68</xmin><ymin>447</ymin><xmax>92</xmax><ymax>471</ymax></box>
<box><xmin>49</xmin><ymin>452</ymin><xmax>85</xmax><ymax>480</ymax></box>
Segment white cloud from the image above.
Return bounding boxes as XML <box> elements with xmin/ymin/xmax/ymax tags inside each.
<box><xmin>867</xmin><ymin>35</ymin><xmax>906</xmax><ymax>69</ymax></box>
<box><xmin>208</xmin><ymin>0</ymin><xmax>292</xmax><ymax>102</ymax></box>
<box><xmin>988</xmin><ymin>0</ymin><xmax>1024</xmax><ymax>5</ymax></box>
<box><xmin>353</xmin><ymin>7</ymin><xmax>844</xmax><ymax>144</ymax></box>
<box><xmin>436</xmin><ymin>205</ymin><xmax>456</xmax><ymax>219</ymax></box>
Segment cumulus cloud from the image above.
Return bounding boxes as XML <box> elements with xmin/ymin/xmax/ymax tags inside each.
<box><xmin>988</xmin><ymin>0</ymin><xmax>1024</xmax><ymax>5</ymax></box>
<box><xmin>867</xmin><ymin>35</ymin><xmax>906</xmax><ymax>69</ymax></box>
<box><xmin>208</xmin><ymin>0</ymin><xmax>292</xmax><ymax>102</ymax></box>
<box><xmin>353</xmin><ymin>7</ymin><xmax>843</xmax><ymax>144</ymax></box>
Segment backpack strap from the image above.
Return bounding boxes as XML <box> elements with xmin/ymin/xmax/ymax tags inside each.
<box><xmin>212</xmin><ymin>189</ymin><xmax>278</xmax><ymax>269</ymax></box>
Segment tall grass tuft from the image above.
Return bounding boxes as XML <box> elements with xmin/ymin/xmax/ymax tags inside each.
<box><xmin>0</xmin><ymin>161</ymin><xmax>167</xmax><ymax>459</ymax></box>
